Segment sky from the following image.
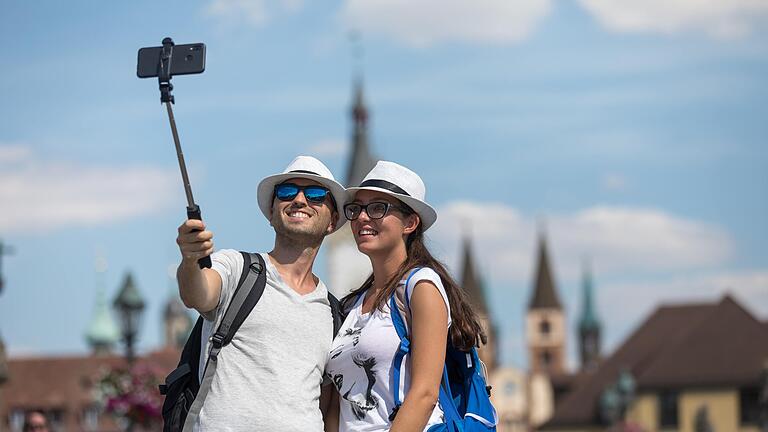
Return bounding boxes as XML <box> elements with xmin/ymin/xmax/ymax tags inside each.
<box><xmin>0</xmin><ymin>0</ymin><xmax>766</xmax><ymax>369</ymax></box>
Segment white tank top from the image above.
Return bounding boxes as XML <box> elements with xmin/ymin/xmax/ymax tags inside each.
<box><xmin>325</xmin><ymin>268</ymin><xmax>452</xmax><ymax>431</ymax></box>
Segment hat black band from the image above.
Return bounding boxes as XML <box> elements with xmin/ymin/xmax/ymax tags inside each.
<box><xmin>290</xmin><ymin>169</ymin><xmax>320</xmax><ymax>176</ymax></box>
<box><xmin>360</xmin><ymin>179</ymin><xmax>410</xmax><ymax>196</ymax></box>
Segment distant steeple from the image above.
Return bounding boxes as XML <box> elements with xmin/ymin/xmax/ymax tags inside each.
<box><xmin>164</xmin><ymin>272</ymin><xmax>193</xmax><ymax>349</ymax></box>
<box><xmin>528</xmin><ymin>233</ymin><xmax>562</xmax><ymax>310</ymax></box>
<box><xmin>526</xmin><ymin>230</ymin><xmax>567</xmax><ymax>375</ymax></box>
<box><xmin>459</xmin><ymin>230</ymin><xmax>497</xmax><ymax>371</ymax></box>
<box><xmin>460</xmin><ymin>233</ymin><xmax>488</xmax><ymax>316</ymax></box>
<box><xmin>85</xmin><ymin>258</ymin><xmax>119</xmax><ymax>355</ymax></box>
<box><xmin>578</xmin><ymin>262</ymin><xmax>602</xmax><ymax>370</ymax></box>
<box><xmin>345</xmin><ymin>79</ymin><xmax>376</xmax><ymax>187</ymax></box>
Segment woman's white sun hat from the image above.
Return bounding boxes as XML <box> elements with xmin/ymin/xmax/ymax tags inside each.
<box><xmin>257</xmin><ymin>155</ymin><xmax>347</xmax><ymax>233</ymax></box>
<box><xmin>347</xmin><ymin>160</ymin><xmax>438</xmax><ymax>231</ymax></box>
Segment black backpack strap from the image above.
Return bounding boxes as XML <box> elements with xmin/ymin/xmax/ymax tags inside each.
<box><xmin>182</xmin><ymin>252</ymin><xmax>267</xmax><ymax>432</ymax></box>
<box><xmin>327</xmin><ymin>291</ymin><xmax>342</xmax><ymax>337</ymax></box>
<box><xmin>217</xmin><ymin>252</ymin><xmax>267</xmax><ymax>347</ymax></box>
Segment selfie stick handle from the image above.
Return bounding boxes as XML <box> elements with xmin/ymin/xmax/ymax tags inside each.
<box><xmin>159</xmin><ymin>38</ymin><xmax>211</xmax><ymax>269</ymax></box>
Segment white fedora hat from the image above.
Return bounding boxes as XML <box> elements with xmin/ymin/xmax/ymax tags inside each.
<box><xmin>347</xmin><ymin>160</ymin><xmax>438</xmax><ymax>231</ymax></box>
<box><xmin>257</xmin><ymin>155</ymin><xmax>347</xmax><ymax>233</ymax></box>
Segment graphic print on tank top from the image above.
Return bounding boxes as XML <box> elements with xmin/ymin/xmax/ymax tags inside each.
<box><xmin>330</xmin><ymin>327</ymin><xmax>362</xmax><ymax>359</ymax></box>
<box><xmin>328</xmin><ymin>324</ymin><xmax>379</xmax><ymax>420</ymax></box>
<box><xmin>343</xmin><ymin>355</ymin><xmax>379</xmax><ymax>420</ymax></box>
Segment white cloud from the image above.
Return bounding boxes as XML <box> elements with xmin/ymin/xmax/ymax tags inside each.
<box><xmin>594</xmin><ymin>270</ymin><xmax>768</xmax><ymax>357</ymax></box>
<box><xmin>430</xmin><ymin>201</ymin><xmax>732</xmax><ymax>282</ymax></box>
<box><xmin>0</xmin><ymin>143</ymin><xmax>32</xmax><ymax>164</ymax></box>
<box><xmin>578</xmin><ymin>0</ymin><xmax>768</xmax><ymax>39</ymax></box>
<box><xmin>340</xmin><ymin>0</ymin><xmax>553</xmax><ymax>47</ymax></box>
<box><xmin>602</xmin><ymin>270</ymin><xmax>768</xmax><ymax>320</ymax></box>
<box><xmin>205</xmin><ymin>0</ymin><xmax>303</xmax><ymax>26</ymax></box>
<box><xmin>0</xmin><ymin>146</ymin><xmax>178</xmax><ymax>234</ymax></box>
<box><xmin>306</xmin><ymin>138</ymin><xmax>346</xmax><ymax>157</ymax></box>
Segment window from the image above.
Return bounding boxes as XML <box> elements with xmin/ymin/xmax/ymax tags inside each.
<box><xmin>658</xmin><ymin>390</ymin><xmax>678</xmax><ymax>428</ymax></box>
<box><xmin>504</xmin><ymin>381</ymin><xmax>518</xmax><ymax>396</ymax></box>
<box><xmin>9</xmin><ymin>409</ymin><xmax>25</xmax><ymax>432</ymax></box>
<box><xmin>539</xmin><ymin>319</ymin><xmax>551</xmax><ymax>336</ymax></box>
<box><xmin>740</xmin><ymin>387</ymin><xmax>760</xmax><ymax>425</ymax></box>
<box><xmin>82</xmin><ymin>405</ymin><xmax>100</xmax><ymax>431</ymax></box>
<box><xmin>541</xmin><ymin>350</ymin><xmax>552</xmax><ymax>367</ymax></box>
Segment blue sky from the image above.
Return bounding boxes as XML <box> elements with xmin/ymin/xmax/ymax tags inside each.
<box><xmin>1</xmin><ymin>0</ymin><xmax>766</xmax><ymax>368</ymax></box>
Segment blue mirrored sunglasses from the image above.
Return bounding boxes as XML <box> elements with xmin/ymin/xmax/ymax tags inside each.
<box><xmin>274</xmin><ymin>183</ymin><xmax>331</xmax><ymax>203</ymax></box>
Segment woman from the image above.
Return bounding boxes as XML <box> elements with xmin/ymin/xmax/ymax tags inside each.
<box><xmin>325</xmin><ymin>161</ymin><xmax>486</xmax><ymax>431</ymax></box>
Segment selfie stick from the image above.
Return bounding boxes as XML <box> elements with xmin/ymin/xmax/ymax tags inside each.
<box><xmin>157</xmin><ymin>37</ymin><xmax>211</xmax><ymax>269</ymax></box>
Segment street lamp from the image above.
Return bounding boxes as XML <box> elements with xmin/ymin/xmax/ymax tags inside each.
<box><xmin>600</xmin><ymin>368</ymin><xmax>636</xmax><ymax>430</ymax></box>
<box><xmin>112</xmin><ymin>272</ymin><xmax>146</xmax><ymax>365</ymax></box>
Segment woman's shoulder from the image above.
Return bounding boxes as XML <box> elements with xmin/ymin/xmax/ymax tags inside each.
<box><xmin>403</xmin><ymin>267</ymin><xmax>452</xmax><ymax>326</ymax></box>
<box><xmin>404</xmin><ymin>267</ymin><xmax>442</xmax><ymax>289</ymax></box>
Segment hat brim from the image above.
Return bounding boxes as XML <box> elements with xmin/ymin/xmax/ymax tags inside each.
<box><xmin>257</xmin><ymin>173</ymin><xmax>347</xmax><ymax>233</ymax></box>
<box><xmin>346</xmin><ymin>186</ymin><xmax>437</xmax><ymax>231</ymax></box>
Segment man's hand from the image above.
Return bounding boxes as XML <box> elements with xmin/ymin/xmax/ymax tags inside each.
<box><xmin>177</xmin><ymin>219</ymin><xmax>214</xmax><ymax>264</ymax></box>
<box><xmin>176</xmin><ymin>219</ymin><xmax>221</xmax><ymax>313</ymax></box>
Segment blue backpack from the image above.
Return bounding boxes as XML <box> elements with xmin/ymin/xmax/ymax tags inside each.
<box><xmin>389</xmin><ymin>268</ymin><xmax>498</xmax><ymax>431</ymax></box>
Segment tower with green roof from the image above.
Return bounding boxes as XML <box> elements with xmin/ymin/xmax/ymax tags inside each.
<box><xmin>85</xmin><ymin>286</ymin><xmax>120</xmax><ymax>355</ymax></box>
<box><xmin>578</xmin><ymin>263</ymin><xmax>602</xmax><ymax>370</ymax></box>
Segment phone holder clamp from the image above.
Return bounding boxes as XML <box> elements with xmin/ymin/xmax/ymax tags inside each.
<box><xmin>158</xmin><ymin>37</ymin><xmax>175</xmax><ymax>104</ymax></box>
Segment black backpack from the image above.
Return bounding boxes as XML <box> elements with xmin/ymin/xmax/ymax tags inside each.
<box><xmin>159</xmin><ymin>252</ymin><xmax>343</xmax><ymax>432</ymax></box>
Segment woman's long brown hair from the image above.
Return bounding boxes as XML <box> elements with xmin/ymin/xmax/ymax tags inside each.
<box><xmin>342</xmin><ymin>207</ymin><xmax>487</xmax><ymax>351</ymax></box>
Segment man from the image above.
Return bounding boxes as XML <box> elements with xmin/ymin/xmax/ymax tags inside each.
<box><xmin>176</xmin><ymin>155</ymin><xmax>347</xmax><ymax>431</ymax></box>
<box><xmin>22</xmin><ymin>411</ymin><xmax>49</xmax><ymax>432</ymax></box>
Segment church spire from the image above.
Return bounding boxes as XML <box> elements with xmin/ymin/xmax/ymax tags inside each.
<box><xmin>164</xmin><ymin>266</ymin><xmax>193</xmax><ymax>349</ymax></box>
<box><xmin>345</xmin><ymin>78</ymin><xmax>376</xmax><ymax>187</ymax></box>
<box><xmin>460</xmin><ymin>231</ymin><xmax>488</xmax><ymax>316</ymax></box>
<box><xmin>579</xmin><ymin>261</ymin><xmax>602</xmax><ymax>370</ymax></box>
<box><xmin>528</xmin><ymin>232</ymin><xmax>562</xmax><ymax>310</ymax></box>
<box><xmin>459</xmin><ymin>227</ymin><xmax>497</xmax><ymax>372</ymax></box>
<box><xmin>85</xmin><ymin>256</ymin><xmax>119</xmax><ymax>355</ymax></box>
<box><xmin>526</xmin><ymin>230</ymin><xmax>567</xmax><ymax>375</ymax></box>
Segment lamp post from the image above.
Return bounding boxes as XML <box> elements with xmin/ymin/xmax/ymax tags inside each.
<box><xmin>600</xmin><ymin>369</ymin><xmax>636</xmax><ymax>431</ymax></box>
<box><xmin>112</xmin><ymin>272</ymin><xmax>146</xmax><ymax>366</ymax></box>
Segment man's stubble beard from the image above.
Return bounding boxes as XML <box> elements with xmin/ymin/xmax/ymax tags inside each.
<box><xmin>271</xmin><ymin>208</ymin><xmax>331</xmax><ymax>249</ymax></box>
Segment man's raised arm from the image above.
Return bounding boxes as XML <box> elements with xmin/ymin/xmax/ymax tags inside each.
<box><xmin>176</xmin><ymin>219</ymin><xmax>221</xmax><ymax>313</ymax></box>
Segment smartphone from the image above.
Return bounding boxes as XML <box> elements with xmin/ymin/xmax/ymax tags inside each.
<box><xmin>137</xmin><ymin>43</ymin><xmax>206</xmax><ymax>78</ymax></box>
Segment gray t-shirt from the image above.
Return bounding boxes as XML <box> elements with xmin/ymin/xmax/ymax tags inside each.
<box><xmin>195</xmin><ymin>249</ymin><xmax>333</xmax><ymax>431</ymax></box>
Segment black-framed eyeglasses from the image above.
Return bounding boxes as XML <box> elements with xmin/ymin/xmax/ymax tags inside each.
<box><xmin>343</xmin><ymin>201</ymin><xmax>409</xmax><ymax>221</ymax></box>
<box><xmin>274</xmin><ymin>183</ymin><xmax>331</xmax><ymax>204</ymax></box>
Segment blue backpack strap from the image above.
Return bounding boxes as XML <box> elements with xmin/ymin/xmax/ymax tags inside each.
<box><xmin>437</xmin><ymin>367</ymin><xmax>463</xmax><ymax>429</ymax></box>
<box><xmin>388</xmin><ymin>268</ymin><xmax>422</xmax><ymax>420</ymax></box>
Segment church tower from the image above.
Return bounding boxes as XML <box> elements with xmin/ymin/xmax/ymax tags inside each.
<box><xmin>578</xmin><ymin>263</ymin><xmax>602</xmax><ymax>371</ymax></box>
<box><xmin>526</xmin><ymin>233</ymin><xmax>566</xmax><ymax>375</ymax></box>
<box><xmin>85</xmin><ymin>264</ymin><xmax>120</xmax><ymax>355</ymax></box>
<box><xmin>459</xmin><ymin>233</ymin><xmax>497</xmax><ymax>372</ymax></box>
<box><xmin>326</xmin><ymin>79</ymin><xmax>377</xmax><ymax>298</ymax></box>
<box><xmin>164</xmin><ymin>290</ymin><xmax>193</xmax><ymax>350</ymax></box>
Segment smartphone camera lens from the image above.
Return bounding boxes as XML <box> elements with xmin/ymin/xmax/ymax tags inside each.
<box><xmin>186</xmin><ymin>55</ymin><xmax>193</xmax><ymax>62</ymax></box>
